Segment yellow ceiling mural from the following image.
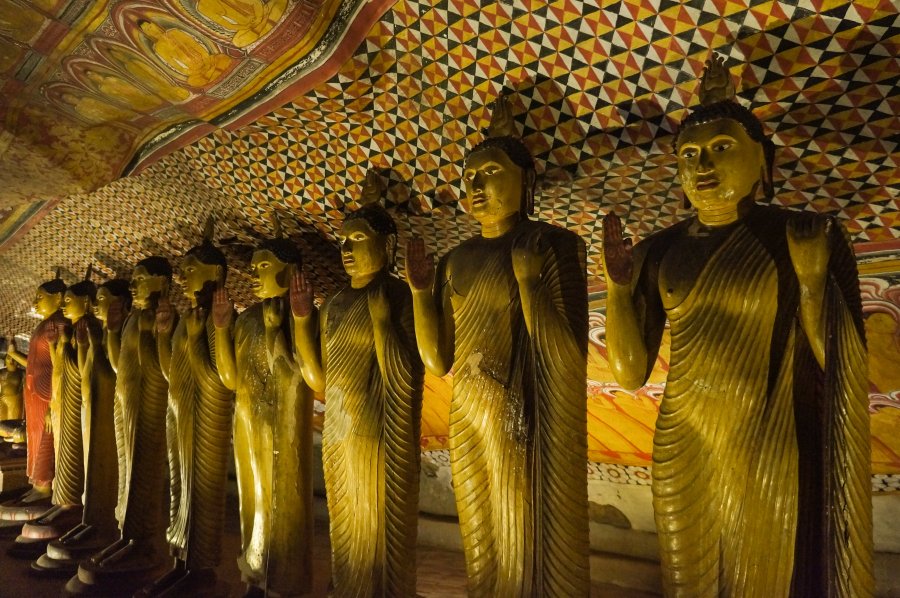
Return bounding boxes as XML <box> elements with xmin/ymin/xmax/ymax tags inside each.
<box><xmin>0</xmin><ymin>0</ymin><xmax>394</xmax><ymax>207</ymax></box>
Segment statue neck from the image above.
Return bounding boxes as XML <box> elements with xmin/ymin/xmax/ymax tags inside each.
<box><xmin>480</xmin><ymin>212</ymin><xmax>522</xmax><ymax>239</ymax></box>
<box><xmin>351</xmin><ymin>268</ymin><xmax>386</xmax><ymax>289</ymax></box>
<box><xmin>696</xmin><ymin>195</ymin><xmax>756</xmax><ymax>227</ymax></box>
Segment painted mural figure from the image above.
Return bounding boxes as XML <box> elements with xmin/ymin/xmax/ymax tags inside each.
<box><xmin>33</xmin><ymin>273</ymin><xmax>120</xmax><ymax>573</ymax></box>
<box><xmin>602</xmin><ymin>56</ymin><xmax>874</xmax><ymax>597</ymax></box>
<box><xmin>291</xmin><ymin>172</ymin><xmax>424</xmax><ymax>596</ymax></box>
<box><xmin>213</xmin><ymin>230</ymin><xmax>313</xmax><ymax>596</ymax></box>
<box><xmin>195</xmin><ymin>0</ymin><xmax>289</xmax><ymax>48</ymax></box>
<box><xmin>0</xmin><ymin>276</ymin><xmax>68</xmax><ymax>524</ymax></box>
<box><xmin>103</xmin><ymin>45</ymin><xmax>191</xmax><ymax>103</ymax></box>
<box><xmin>138</xmin><ymin>19</ymin><xmax>232</xmax><ymax>88</ymax></box>
<box><xmin>67</xmin><ymin>258</ymin><xmax>173</xmax><ymax>595</ymax></box>
<box><xmin>83</xmin><ymin>69</ymin><xmax>164</xmax><ymax>112</ymax></box>
<box><xmin>143</xmin><ymin>232</ymin><xmax>235</xmax><ymax>596</ymax></box>
<box><xmin>406</xmin><ymin>96</ymin><xmax>591</xmax><ymax>597</ymax></box>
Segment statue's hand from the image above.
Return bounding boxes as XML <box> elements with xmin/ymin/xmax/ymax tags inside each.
<box><xmin>74</xmin><ymin>318</ymin><xmax>89</xmax><ymax>345</ymax></box>
<box><xmin>155</xmin><ymin>295</ymin><xmax>175</xmax><ymax>336</ymax></box>
<box><xmin>107</xmin><ymin>297</ymin><xmax>125</xmax><ymax>332</ymax></box>
<box><xmin>263</xmin><ymin>298</ymin><xmax>284</xmax><ymax>330</ymax></box>
<box><xmin>185</xmin><ymin>308</ymin><xmax>206</xmax><ymax>338</ymax></box>
<box><xmin>290</xmin><ymin>270</ymin><xmax>313</xmax><ymax>318</ymax></box>
<box><xmin>46</xmin><ymin>321</ymin><xmax>60</xmax><ymax>345</ymax></box>
<box><xmin>212</xmin><ymin>284</ymin><xmax>233</xmax><ymax>329</ymax></box>
<box><xmin>368</xmin><ymin>282</ymin><xmax>391</xmax><ymax>328</ymax></box>
<box><xmin>602</xmin><ymin>213</ymin><xmax>634</xmax><ymax>286</ymax></box>
<box><xmin>406</xmin><ymin>237</ymin><xmax>434</xmax><ymax>291</ymax></box>
<box><xmin>787</xmin><ymin>215</ymin><xmax>832</xmax><ymax>288</ymax></box>
<box><xmin>512</xmin><ymin>230</ymin><xmax>548</xmax><ymax>285</ymax></box>
<box><xmin>44</xmin><ymin>411</ymin><xmax>52</xmax><ymax>434</ymax></box>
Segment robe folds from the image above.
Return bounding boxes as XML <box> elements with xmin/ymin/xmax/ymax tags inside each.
<box><xmin>51</xmin><ymin>335</ymin><xmax>84</xmax><ymax>506</ymax></box>
<box><xmin>232</xmin><ymin>300</ymin><xmax>313</xmax><ymax>595</ymax></box>
<box><xmin>321</xmin><ymin>274</ymin><xmax>423</xmax><ymax>597</ymax></box>
<box><xmin>165</xmin><ymin>309</ymin><xmax>234</xmax><ymax>569</ymax></box>
<box><xmin>631</xmin><ymin>205</ymin><xmax>873</xmax><ymax>597</ymax></box>
<box><xmin>436</xmin><ymin>219</ymin><xmax>591</xmax><ymax>597</ymax></box>
<box><xmin>24</xmin><ymin>311</ymin><xmax>68</xmax><ymax>487</ymax></box>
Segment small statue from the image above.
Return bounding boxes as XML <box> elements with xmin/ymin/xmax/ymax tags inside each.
<box><xmin>33</xmin><ymin>269</ymin><xmax>120</xmax><ymax>573</ymax></box>
<box><xmin>212</xmin><ymin>224</ymin><xmax>313</xmax><ymax>596</ymax></box>
<box><xmin>406</xmin><ymin>96</ymin><xmax>591</xmax><ymax>596</ymax></box>
<box><xmin>140</xmin><ymin>225</ymin><xmax>235</xmax><ymax>596</ymax></box>
<box><xmin>0</xmin><ymin>273</ymin><xmax>68</xmax><ymax>526</ymax></box>
<box><xmin>602</xmin><ymin>55</ymin><xmax>874</xmax><ymax>596</ymax></box>
<box><xmin>0</xmin><ymin>344</ymin><xmax>24</xmax><ymax>425</ymax></box>
<box><xmin>291</xmin><ymin>171</ymin><xmax>424</xmax><ymax>596</ymax></box>
<box><xmin>67</xmin><ymin>258</ymin><xmax>173</xmax><ymax>596</ymax></box>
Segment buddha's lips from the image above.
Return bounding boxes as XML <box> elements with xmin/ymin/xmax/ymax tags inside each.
<box><xmin>695</xmin><ymin>177</ymin><xmax>719</xmax><ymax>190</ymax></box>
<box><xmin>470</xmin><ymin>194</ymin><xmax>487</xmax><ymax>207</ymax></box>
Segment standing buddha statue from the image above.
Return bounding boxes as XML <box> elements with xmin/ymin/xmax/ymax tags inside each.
<box><xmin>0</xmin><ymin>344</ymin><xmax>24</xmax><ymax>425</ymax></box>
<box><xmin>66</xmin><ymin>258</ymin><xmax>173</xmax><ymax>596</ymax></box>
<box><xmin>140</xmin><ymin>229</ymin><xmax>235</xmax><ymax>596</ymax></box>
<box><xmin>406</xmin><ymin>96</ymin><xmax>591</xmax><ymax>597</ymax></box>
<box><xmin>0</xmin><ymin>274</ymin><xmax>68</xmax><ymax>527</ymax></box>
<box><xmin>212</xmin><ymin>227</ymin><xmax>313</xmax><ymax>597</ymax></box>
<box><xmin>602</xmin><ymin>55</ymin><xmax>874</xmax><ymax>596</ymax></box>
<box><xmin>291</xmin><ymin>171</ymin><xmax>424</xmax><ymax>596</ymax></box>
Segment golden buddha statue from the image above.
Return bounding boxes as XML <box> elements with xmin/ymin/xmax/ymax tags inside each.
<box><xmin>33</xmin><ymin>272</ymin><xmax>121</xmax><ymax>574</ymax></box>
<box><xmin>140</xmin><ymin>231</ymin><xmax>235</xmax><ymax>596</ymax></box>
<box><xmin>0</xmin><ymin>275</ymin><xmax>68</xmax><ymax>526</ymax></box>
<box><xmin>137</xmin><ymin>19</ymin><xmax>232</xmax><ymax>88</ymax></box>
<box><xmin>602</xmin><ymin>56</ymin><xmax>874</xmax><ymax>597</ymax></box>
<box><xmin>1</xmin><ymin>346</ymin><xmax>24</xmax><ymax>423</ymax></box>
<box><xmin>406</xmin><ymin>97</ymin><xmax>591</xmax><ymax>596</ymax></box>
<box><xmin>291</xmin><ymin>171</ymin><xmax>423</xmax><ymax>596</ymax></box>
<box><xmin>212</xmin><ymin>231</ymin><xmax>313</xmax><ymax>596</ymax></box>
<box><xmin>196</xmin><ymin>0</ymin><xmax>288</xmax><ymax>48</ymax></box>
<box><xmin>66</xmin><ymin>258</ymin><xmax>173</xmax><ymax>596</ymax></box>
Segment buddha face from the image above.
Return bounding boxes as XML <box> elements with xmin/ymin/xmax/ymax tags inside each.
<box><xmin>33</xmin><ymin>287</ymin><xmax>62</xmax><ymax>319</ymax></box>
<box><xmin>130</xmin><ymin>265</ymin><xmax>168</xmax><ymax>308</ymax></box>
<box><xmin>338</xmin><ymin>218</ymin><xmax>389</xmax><ymax>280</ymax></box>
<box><xmin>94</xmin><ymin>287</ymin><xmax>114</xmax><ymax>322</ymax></box>
<box><xmin>677</xmin><ymin>118</ymin><xmax>765</xmax><ymax>213</ymax></box>
<box><xmin>462</xmin><ymin>147</ymin><xmax>524</xmax><ymax>226</ymax></box>
<box><xmin>181</xmin><ymin>254</ymin><xmax>220</xmax><ymax>304</ymax></box>
<box><xmin>62</xmin><ymin>290</ymin><xmax>90</xmax><ymax>322</ymax></box>
<box><xmin>250</xmin><ymin>249</ymin><xmax>291</xmax><ymax>299</ymax></box>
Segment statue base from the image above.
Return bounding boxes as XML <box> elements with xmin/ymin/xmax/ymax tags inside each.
<box><xmin>7</xmin><ymin>503</ymin><xmax>83</xmax><ymax>559</ymax></box>
<box><xmin>31</xmin><ymin>523</ymin><xmax>119</xmax><ymax>576</ymax></box>
<box><xmin>63</xmin><ymin>539</ymin><xmax>170</xmax><ymax>598</ymax></box>
<box><xmin>136</xmin><ymin>563</ymin><xmax>229</xmax><ymax>598</ymax></box>
<box><xmin>0</xmin><ymin>487</ymin><xmax>53</xmax><ymax>531</ymax></box>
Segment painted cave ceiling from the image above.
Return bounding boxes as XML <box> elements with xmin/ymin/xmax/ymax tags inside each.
<box><xmin>0</xmin><ymin>0</ymin><xmax>897</xmax><ymax>337</ymax></box>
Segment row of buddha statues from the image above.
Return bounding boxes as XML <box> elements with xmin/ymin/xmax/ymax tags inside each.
<box><xmin>0</xmin><ymin>58</ymin><xmax>875</xmax><ymax>597</ymax></box>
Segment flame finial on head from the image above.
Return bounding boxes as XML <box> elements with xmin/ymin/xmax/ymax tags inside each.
<box><xmin>485</xmin><ymin>94</ymin><xmax>518</xmax><ymax>139</ymax></box>
<box><xmin>699</xmin><ymin>53</ymin><xmax>736</xmax><ymax>106</ymax></box>
<box><xmin>360</xmin><ymin>169</ymin><xmax>386</xmax><ymax>207</ymax></box>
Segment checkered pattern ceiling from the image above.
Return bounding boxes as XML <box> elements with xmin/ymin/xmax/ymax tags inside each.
<box><xmin>0</xmin><ymin>0</ymin><xmax>898</xmax><ymax>333</ymax></box>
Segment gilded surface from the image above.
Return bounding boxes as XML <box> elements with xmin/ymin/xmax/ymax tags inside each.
<box><xmin>49</xmin><ymin>330</ymin><xmax>85</xmax><ymax>506</ymax></box>
<box><xmin>0</xmin><ymin>354</ymin><xmax>24</xmax><ymax>421</ymax></box>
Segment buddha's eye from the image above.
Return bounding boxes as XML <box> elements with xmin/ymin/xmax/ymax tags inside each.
<box><xmin>680</xmin><ymin>147</ymin><xmax>698</xmax><ymax>159</ymax></box>
<box><xmin>462</xmin><ymin>170</ymin><xmax>475</xmax><ymax>182</ymax></box>
<box><xmin>712</xmin><ymin>141</ymin><xmax>732</xmax><ymax>152</ymax></box>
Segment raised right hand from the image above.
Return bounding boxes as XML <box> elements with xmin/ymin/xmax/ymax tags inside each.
<box><xmin>155</xmin><ymin>295</ymin><xmax>175</xmax><ymax>335</ymax></box>
<box><xmin>107</xmin><ymin>297</ymin><xmax>125</xmax><ymax>332</ymax></box>
<box><xmin>406</xmin><ymin>237</ymin><xmax>435</xmax><ymax>291</ymax></box>
<box><xmin>74</xmin><ymin>318</ymin><xmax>89</xmax><ymax>345</ymax></box>
<box><xmin>290</xmin><ymin>270</ymin><xmax>313</xmax><ymax>318</ymax></box>
<box><xmin>602</xmin><ymin>213</ymin><xmax>634</xmax><ymax>286</ymax></box>
<box><xmin>212</xmin><ymin>284</ymin><xmax>233</xmax><ymax>329</ymax></box>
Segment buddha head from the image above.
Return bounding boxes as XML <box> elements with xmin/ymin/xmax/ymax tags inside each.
<box><xmin>251</xmin><ymin>238</ymin><xmax>302</xmax><ymax>300</ymax></box>
<box><xmin>63</xmin><ymin>279</ymin><xmax>97</xmax><ymax>323</ymax></box>
<box><xmin>130</xmin><ymin>257</ymin><xmax>172</xmax><ymax>309</ymax></box>
<box><xmin>182</xmin><ymin>240</ymin><xmax>226</xmax><ymax>307</ymax></box>
<box><xmin>340</xmin><ymin>203</ymin><xmax>397</xmax><ymax>286</ymax></box>
<box><xmin>95</xmin><ymin>279</ymin><xmax>131</xmax><ymax>323</ymax></box>
<box><xmin>675</xmin><ymin>57</ymin><xmax>775</xmax><ymax>214</ymax></box>
<box><xmin>137</xmin><ymin>19</ymin><xmax>165</xmax><ymax>42</ymax></box>
<box><xmin>34</xmin><ymin>278</ymin><xmax>65</xmax><ymax>319</ymax></box>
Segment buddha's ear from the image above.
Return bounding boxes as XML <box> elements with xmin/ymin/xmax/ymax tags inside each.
<box><xmin>524</xmin><ymin>169</ymin><xmax>537</xmax><ymax>216</ymax></box>
<box><xmin>386</xmin><ymin>233</ymin><xmax>398</xmax><ymax>269</ymax></box>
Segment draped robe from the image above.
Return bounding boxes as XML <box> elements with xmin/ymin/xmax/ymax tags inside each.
<box><xmin>51</xmin><ymin>333</ymin><xmax>84</xmax><ymax>506</ymax></box>
<box><xmin>629</xmin><ymin>205</ymin><xmax>873</xmax><ymax>597</ymax></box>
<box><xmin>231</xmin><ymin>300</ymin><xmax>313</xmax><ymax>594</ymax></box>
<box><xmin>165</xmin><ymin>309</ymin><xmax>234</xmax><ymax>569</ymax></box>
<box><xmin>321</xmin><ymin>274</ymin><xmax>423</xmax><ymax>597</ymax></box>
<box><xmin>24</xmin><ymin>311</ymin><xmax>68</xmax><ymax>487</ymax></box>
<box><xmin>436</xmin><ymin>219</ymin><xmax>590</xmax><ymax>597</ymax></box>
